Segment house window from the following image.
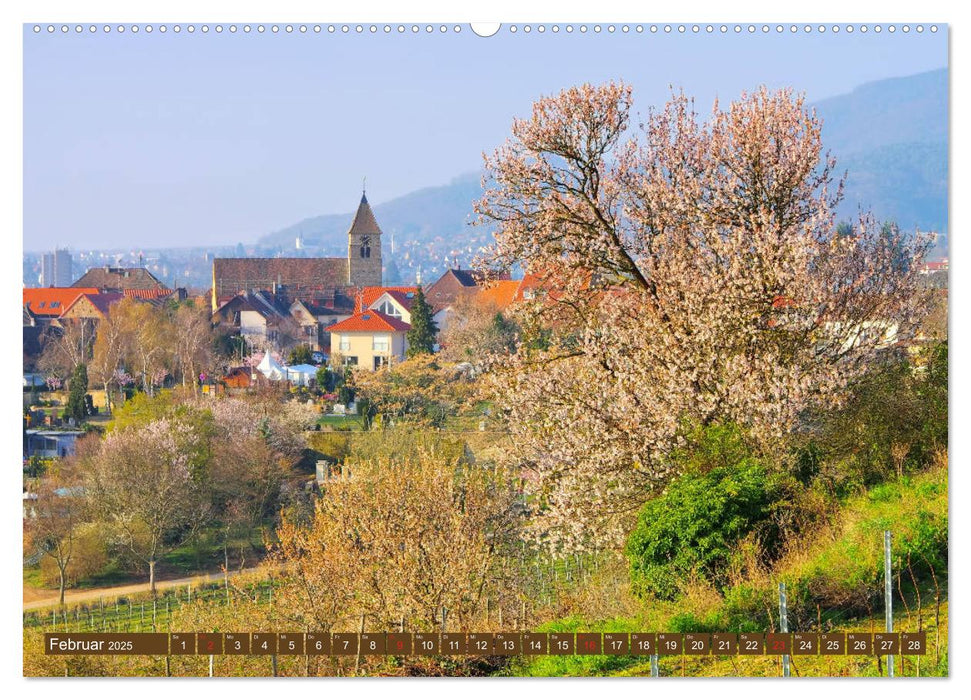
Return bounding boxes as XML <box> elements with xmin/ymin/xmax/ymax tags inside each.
<box><xmin>373</xmin><ymin>334</ymin><xmax>390</xmax><ymax>352</ymax></box>
<box><xmin>344</xmin><ymin>356</ymin><xmax>358</xmax><ymax>366</ymax></box>
<box><xmin>339</xmin><ymin>335</ymin><xmax>351</xmax><ymax>352</ymax></box>
<box><xmin>376</xmin><ymin>301</ymin><xmax>401</xmax><ymax>318</ymax></box>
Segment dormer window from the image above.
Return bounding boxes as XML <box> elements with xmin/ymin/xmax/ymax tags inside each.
<box><xmin>376</xmin><ymin>300</ymin><xmax>402</xmax><ymax>318</ymax></box>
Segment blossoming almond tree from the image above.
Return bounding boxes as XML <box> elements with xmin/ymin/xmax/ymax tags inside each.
<box><xmin>81</xmin><ymin>418</ymin><xmax>211</xmax><ymax>596</ymax></box>
<box><xmin>475</xmin><ymin>82</ymin><xmax>931</xmax><ymax>553</ymax></box>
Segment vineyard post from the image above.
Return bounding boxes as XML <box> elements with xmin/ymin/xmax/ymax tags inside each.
<box><xmin>780</xmin><ymin>582</ymin><xmax>790</xmax><ymax>677</ymax></box>
<box><xmin>885</xmin><ymin>530</ymin><xmax>894</xmax><ymax>678</ymax></box>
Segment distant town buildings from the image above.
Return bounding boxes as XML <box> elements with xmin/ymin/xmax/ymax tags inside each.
<box><xmin>919</xmin><ymin>258</ymin><xmax>949</xmax><ymax>275</ymax></box>
<box><xmin>40</xmin><ymin>248</ymin><xmax>72</xmax><ymax>287</ymax></box>
<box><xmin>210</xmin><ymin>192</ymin><xmax>388</xmax><ymax>354</ymax></box>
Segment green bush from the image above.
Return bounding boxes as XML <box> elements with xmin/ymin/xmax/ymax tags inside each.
<box><xmin>626</xmin><ymin>423</ymin><xmax>781</xmax><ymax>600</ymax></box>
<box><xmin>816</xmin><ymin>342</ymin><xmax>948</xmax><ymax>486</ymax></box>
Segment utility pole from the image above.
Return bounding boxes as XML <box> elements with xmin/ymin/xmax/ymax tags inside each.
<box><xmin>885</xmin><ymin>530</ymin><xmax>894</xmax><ymax>678</ymax></box>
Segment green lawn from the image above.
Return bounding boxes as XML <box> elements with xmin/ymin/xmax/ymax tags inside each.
<box><xmin>317</xmin><ymin>414</ymin><xmax>364</xmax><ymax>430</ymax></box>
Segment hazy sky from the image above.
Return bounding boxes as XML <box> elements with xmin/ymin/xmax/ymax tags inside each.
<box><xmin>23</xmin><ymin>24</ymin><xmax>947</xmax><ymax>251</ymax></box>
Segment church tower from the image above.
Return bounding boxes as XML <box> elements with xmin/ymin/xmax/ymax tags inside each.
<box><xmin>346</xmin><ymin>189</ymin><xmax>383</xmax><ymax>287</ymax></box>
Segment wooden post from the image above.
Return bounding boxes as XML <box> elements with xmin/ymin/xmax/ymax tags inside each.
<box><xmin>354</xmin><ymin>613</ymin><xmax>365</xmax><ymax>676</ymax></box>
<box><xmin>780</xmin><ymin>583</ymin><xmax>790</xmax><ymax>677</ymax></box>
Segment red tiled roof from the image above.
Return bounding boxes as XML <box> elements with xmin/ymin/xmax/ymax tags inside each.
<box><xmin>325</xmin><ymin>309</ymin><xmax>411</xmax><ymax>333</ymax></box>
<box><xmin>380</xmin><ymin>289</ymin><xmax>417</xmax><ymax>311</ymax></box>
<box><xmin>22</xmin><ymin>287</ymin><xmax>99</xmax><ymax>317</ymax></box>
<box><xmin>357</xmin><ymin>286</ymin><xmax>418</xmax><ymax>311</ymax></box>
<box><xmin>513</xmin><ymin>272</ymin><xmax>547</xmax><ymax>302</ymax></box>
<box><xmin>477</xmin><ymin>280</ymin><xmax>521</xmax><ymax>311</ymax></box>
<box><xmin>123</xmin><ymin>288</ymin><xmax>172</xmax><ymax>300</ymax></box>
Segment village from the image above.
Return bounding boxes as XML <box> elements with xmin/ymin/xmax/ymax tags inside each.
<box><xmin>20</xmin><ymin>77</ymin><xmax>949</xmax><ymax>679</ymax></box>
<box><xmin>22</xmin><ymin>191</ymin><xmax>543</xmax><ymax>453</ymax></box>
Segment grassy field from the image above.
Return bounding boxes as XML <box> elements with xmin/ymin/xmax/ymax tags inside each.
<box><xmin>316</xmin><ymin>414</ymin><xmax>364</xmax><ymax>429</ymax></box>
<box><xmin>23</xmin><ymin>437</ymin><xmax>947</xmax><ymax>677</ymax></box>
<box><xmin>509</xmin><ymin>461</ymin><xmax>948</xmax><ymax>677</ymax></box>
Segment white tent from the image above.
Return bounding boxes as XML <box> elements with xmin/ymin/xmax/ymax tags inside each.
<box><xmin>256</xmin><ymin>352</ymin><xmax>286</xmax><ymax>381</ymax></box>
<box><xmin>285</xmin><ymin>364</ymin><xmax>318</xmax><ymax>387</ymax></box>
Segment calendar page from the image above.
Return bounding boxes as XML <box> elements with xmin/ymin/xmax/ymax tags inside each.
<box><xmin>20</xmin><ymin>10</ymin><xmax>949</xmax><ymax>683</ymax></box>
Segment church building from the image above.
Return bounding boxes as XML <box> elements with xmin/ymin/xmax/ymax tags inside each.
<box><xmin>211</xmin><ymin>192</ymin><xmax>384</xmax><ymax>312</ymax></box>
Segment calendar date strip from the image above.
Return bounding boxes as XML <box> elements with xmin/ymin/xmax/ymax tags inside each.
<box><xmin>44</xmin><ymin>631</ymin><xmax>928</xmax><ymax>657</ymax></box>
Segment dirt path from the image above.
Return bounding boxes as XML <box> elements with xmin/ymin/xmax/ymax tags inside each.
<box><xmin>23</xmin><ymin>566</ymin><xmax>263</xmax><ymax>611</ymax></box>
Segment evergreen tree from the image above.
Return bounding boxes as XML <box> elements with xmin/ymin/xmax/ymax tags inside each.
<box><xmin>64</xmin><ymin>363</ymin><xmax>89</xmax><ymax>424</ymax></box>
<box><xmin>288</xmin><ymin>344</ymin><xmax>313</xmax><ymax>365</ymax></box>
<box><xmin>406</xmin><ymin>286</ymin><xmax>438</xmax><ymax>357</ymax></box>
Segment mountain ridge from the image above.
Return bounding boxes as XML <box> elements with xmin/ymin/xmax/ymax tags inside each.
<box><xmin>259</xmin><ymin>69</ymin><xmax>948</xmax><ymax>258</ymax></box>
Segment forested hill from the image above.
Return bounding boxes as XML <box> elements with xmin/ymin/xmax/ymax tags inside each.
<box><xmin>259</xmin><ymin>69</ymin><xmax>948</xmax><ymax>255</ymax></box>
<box><xmin>817</xmin><ymin>68</ymin><xmax>947</xmax><ymax>236</ymax></box>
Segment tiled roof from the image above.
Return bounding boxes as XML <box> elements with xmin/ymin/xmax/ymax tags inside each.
<box><xmin>122</xmin><ymin>288</ymin><xmax>172</xmax><ymax>300</ymax></box>
<box><xmin>426</xmin><ymin>268</ymin><xmax>481</xmax><ymax>313</ymax></box>
<box><xmin>477</xmin><ymin>280</ymin><xmax>521</xmax><ymax>311</ymax></box>
<box><xmin>62</xmin><ymin>292</ymin><xmax>125</xmax><ymax>318</ymax></box>
<box><xmin>325</xmin><ymin>309</ymin><xmax>411</xmax><ymax>333</ymax></box>
<box><xmin>357</xmin><ymin>285</ymin><xmax>418</xmax><ymax>311</ymax></box>
<box><xmin>347</xmin><ymin>194</ymin><xmax>383</xmax><ymax>237</ymax></box>
<box><xmin>216</xmin><ymin>291</ymin><xmax>291</xmax><ymax>320</ymax></box>
<box><xmin>212</xmin><ymin>258</ymin><xmax>348</xmax><ymax>298</ymax></box>
<box><xmin>22</xmin><ymin>287</ymin><xmax>99</xmax><ymax>317</ymax></box>
<box><xmin>296</xmin><ymin>299</ymin><xmax>345</xmax><ymax>316</ymax></box>
<box><xmin>513</xmin><ymin>272</ymin><xmax>543</xmax><ymax>302</ymax></box>
<box><xmin>382</xmin><ymin>289</ymin><xmax>417</xmax><ymax>311</ymax></box>
<box><xmin>450</xmin><ymin>268</ymin><xmax>479</xmax><ymax>287</ymax></box>
<box><xmin>72</xmin><ymin>267</ymin><xmax>168</xmax><ymax>291</ymax></box>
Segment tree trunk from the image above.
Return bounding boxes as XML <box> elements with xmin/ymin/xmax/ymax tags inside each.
<box><xmin>58</xmin><ymin>564</ymin><xmax>67</xmax><ymax>607</ymax></box>
<box><xmin>149</xmin><ymin>559</ymin><xmax>157</xmax><ymax>598</ymax></box>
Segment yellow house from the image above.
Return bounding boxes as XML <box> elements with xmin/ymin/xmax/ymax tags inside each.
<box><xmin>325</xmin><ymin>310</ymin><xmax>410</xmax><ymax>371</ymax></box>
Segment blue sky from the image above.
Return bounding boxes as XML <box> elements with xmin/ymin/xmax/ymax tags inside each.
<box><xmin>23</xmin><ymin>24</ymin><xmax>948</xmax><ymax>250</ymax></box>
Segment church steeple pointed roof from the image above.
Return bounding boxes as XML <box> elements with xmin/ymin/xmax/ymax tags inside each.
<box><xmin>347</xmin><ymin>190</ymin><xmax>383</xmax><ymax>237</ymax></box>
